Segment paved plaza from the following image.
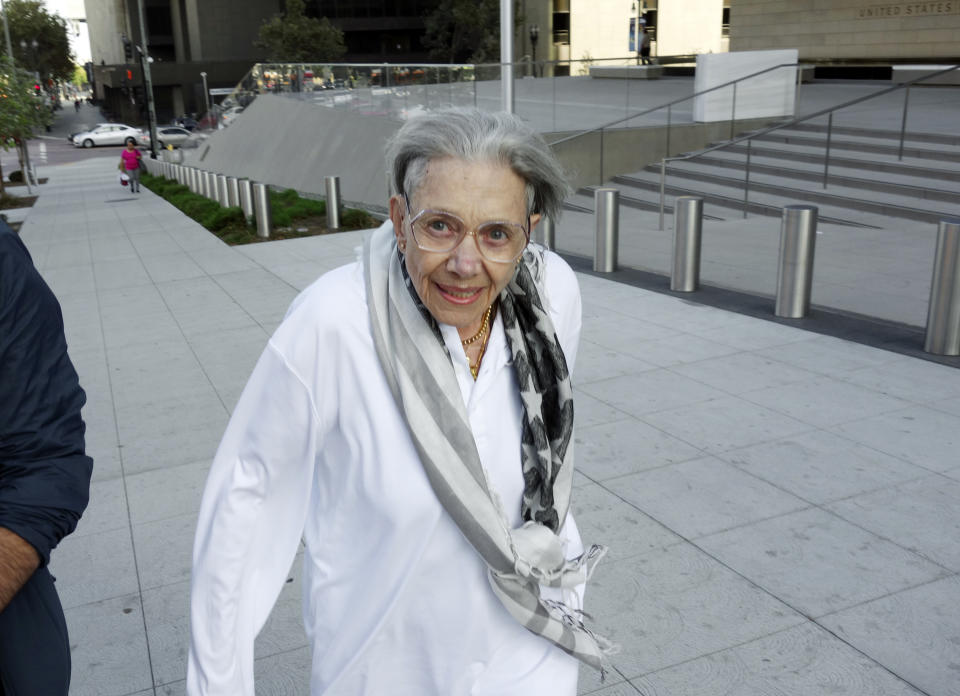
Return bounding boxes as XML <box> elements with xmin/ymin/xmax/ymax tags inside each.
<box><xmin>10</xmin><ymin>143</ymin><xmax>958</xmax><ymax>696</ymax></box>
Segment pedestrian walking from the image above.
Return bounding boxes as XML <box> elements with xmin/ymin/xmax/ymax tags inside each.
<box><xmin>74</xmin><ymin>99</ymin><xmax>80</xmax><ymax>112</ymax></box>
<box><xmin>640</xmin><ymin>28</ymin><xmax>652</xmax><ymax>65</ymax></box>
<box><xmin>0</xmin><ymin>219</ymin><xmax>94</xmax><ymax>696</ymax></box>
<box><xmin>187</xmin><ymin>107</ymin><xmax>615</xmax><ymax>695</ymax></box>
<box><xmin>120</xmin><ymin>138</ymin><xmax>142</xmax><ymax>193</ymax></box>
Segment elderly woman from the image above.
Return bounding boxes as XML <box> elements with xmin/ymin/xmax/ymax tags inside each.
<box><xmin>187</xmin><ymin>108</ymin><xmax>612</xmax><ymax>695</ymax></box>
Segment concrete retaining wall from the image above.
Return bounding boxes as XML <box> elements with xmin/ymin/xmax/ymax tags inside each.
<box><xmin>181</xmin><ymin>94</ymin><xmax>400</xmax><ymax>211</ymax></box>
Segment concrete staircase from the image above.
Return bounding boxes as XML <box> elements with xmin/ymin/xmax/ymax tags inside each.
<box><xmin>569</xmin><ymin>123</ymin><xmax>960</xmax><ymax>228</ymax></box>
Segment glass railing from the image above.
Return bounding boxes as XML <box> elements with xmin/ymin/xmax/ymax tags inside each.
<box><xmin>191</xmin><ymin>55</ymin><xmax>692</xmax><ymax>137</ymax></box>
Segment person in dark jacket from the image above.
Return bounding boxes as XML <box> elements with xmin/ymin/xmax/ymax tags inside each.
<box><xmin>0</xmin><ymin>219</ymin><xmax>93</xmax><ymax>695</ymax></box>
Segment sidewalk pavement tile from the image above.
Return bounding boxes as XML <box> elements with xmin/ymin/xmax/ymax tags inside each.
<box><xmin>571</xmin><ymin>483</ymin><xmax>685</xmax><ymax>561</ymax></box>
<box><xmin>63</xmin><ymin>594</ymin><xmax>153</xmax><ymax>696</ymax></box>
<box><xmin>574</xmin><ymin>417</ymin><xmax>703</xmax><ymax>480</ymax></box>
<box><xmin>638</xmin><ymin>395</ymin><xmax>813</xmax><ymax>454</ymax></box>
<box><xmin>696</xmin><ymin>507</ymin><xmax>951</xmax><ymax>617</ymax></box>
<box><xmin>829</xmin><ymin>405</ymin><xmax>960</xmax><ymax>473</ymax></box>
<box><xmin>740</xmin><ymin>376</ymin><xmax>912</xmax><ymax>429</ymax></box>
<box><xmin>124</xmin><ymin>459</ymin><xmax>211</xmax><ymax>526</ymax></box>
<box><xmin>718</xmin><ymin>430</ymin><xmax>930</xmax><ymax>504</ymax></box>
<box><xmin>631</xmin><ymin>622</ymin><xmax>926</xmax><ymax>696</ymax></box>
<box><xmin>584</xmin><ymin>543</ymin><xmax>805</xmax><ymax>679</ymax></box>
<box><xmin>50</xmin><ymin>527</ymin><xmax>139</xmax><ymax>609</ymax></box>
<box><xmin>578</xmin><ymin>369</ymin><xmax>728</xmax><ymax>417</ymax></box>
<box><xmin>819</xmin><ymin>576</ymin><xmax>960</xmax><ymax>696</ymax></box>
<box><xmin>668</xmin><ymin>351</ymin><xmax>819</xmax><ymax>394</ymax></box>
<box><xmin>826</xmin><ymin>474</ymin><xmax>960</xmax><ymax>571</ymax></box>
<box><xmin>610</xmin><ymin>456</ymin><xmax>811</xmax><ymax>539</ymax></box>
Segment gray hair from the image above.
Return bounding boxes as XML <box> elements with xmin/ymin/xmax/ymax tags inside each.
<box><xmin>386</xmin><ymin>107</ymin><xmax>570</xmax><ymax>222</ymax></box>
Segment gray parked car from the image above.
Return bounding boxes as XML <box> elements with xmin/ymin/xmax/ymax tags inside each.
<box><xmin>139</xmin><ymin>126</ymin><xmax>193</xmax><ymax>149</ymax></box>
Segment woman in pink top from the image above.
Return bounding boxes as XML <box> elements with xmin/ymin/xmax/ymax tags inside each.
<box><xmin>120</xmin><ymin>138</ymin><xmax>142</xmax><ymax>193</ymax></box>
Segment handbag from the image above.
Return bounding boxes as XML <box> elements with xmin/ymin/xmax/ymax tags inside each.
<box><xmin>119</xmin><ymin>173</ymin><xmax>130</xmax><ymax>187</ymax></box>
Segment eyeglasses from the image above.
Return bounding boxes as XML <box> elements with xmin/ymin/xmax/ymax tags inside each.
<box><xmin>403</xmin><ymin>196</ymin><xmax>529</xmax><ymax>264</ymax></box>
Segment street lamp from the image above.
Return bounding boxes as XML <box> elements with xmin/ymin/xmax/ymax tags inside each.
<box><xmin>529</xmin><ymin>25</ymin><xmax>539</xmax><ymax>78</ymax></box>
<box><xmin>200</xmin><ymin>71</ymin><xmax>210</xmax><ymax>118</ymax></box>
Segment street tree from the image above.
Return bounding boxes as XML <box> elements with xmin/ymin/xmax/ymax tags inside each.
<box><xmin>0</xmin><ymin>56</ymin><xmax>51</xmax><ymax>194</ymax></box>
<box><xmin>1</xmin><ymin>0</ymin><xmax>74</xmax><ymax>83</ymax></box>
<box><xmin>254</xmin><ymin>0</ymin><xmax>346</xmax><ymax>62</ymax></box>
<box><xmin>423</xmin><ymin>0</ymin><xmax>522</xmax><ymax>64</ymax></box>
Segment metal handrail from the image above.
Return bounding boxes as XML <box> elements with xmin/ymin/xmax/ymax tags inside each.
<box><xmin>549</xmin><ymin>61</ymin><xmax>808</xmax><ymax>146</ymax></box>
<box><xmin>657</xmin><ymin>63</ymin><xmax>960</xmax><ymax>229</ymax></box>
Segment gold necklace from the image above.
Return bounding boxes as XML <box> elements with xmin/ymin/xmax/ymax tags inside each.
<box><xmin>469</xmin><ymin>320</ymin><xmax>493</xmax><ymax>380</ymax></box>
<box><xmin>461</xmin><ymin>304</ymin><xmax>493</xmax><ymax>346</ymax></box>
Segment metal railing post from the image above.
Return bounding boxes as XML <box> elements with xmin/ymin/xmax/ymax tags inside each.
<box><xmin>238</xmin><ymin>179</ymin><xmax>254</xmax><ymax>221</ymax></box>
<box><xmin>226</xmin><ymin>176</ymin><xmax>240</xmax><ymax>207</ymax></box>
<box><xmin>325</xmin><ymin>175</ymin><xmax>342</xmax><ymax>229</ymax></box>
<box><xmin>666</xmin><ymin>104</ymin><xmax>672</xmax><ymax>157</ymax></box>
<box><xmin>743</xmin><ymin>139</ymin><xmax>752</xmax><ymax>219</ymax></box>
<box><xmin>252</xmin><ymin>182</ymin><xmax>272</xmax><ymax>239</ymax></box>
<box><xmin>775</xmin><ymin>205</ymin><xmax>819</xmax><ymax>318</ymax></box>
<box><xmin>535</xmin><ymin>216</ymin><xmax>555</xmax><ymax>250</ymax></box>
<box><xmin>730</xmin><ymin>82</ymin><xmax>737</xmax><ymax>140</ymax></box>
<box><xmin>898</xmin><ymin>84</ymin><xmax>911</xmax><ymax>161</ymax></box>
<box><xmin>659</xmin><ymin>159</ymin><xmax>666</xmax><ymax>231</ymax></box>
<box><xmin>599</xmin><ymin>128</ymin><xmax>605</xmax><ymax>185</ymax></box>
<box><xmin>671</xmin><ymin>197</ymin><xmax>703</xmax><ymax>292</ymax></box>
<box><xmin>594</xmin><ymin>188</ymin><xmax>619</xmax><ymax>272</ymax></box>
<box><xmin>824</xmin><ymin>112</ymin><xmax>833</xmax><ymax>188</ymax></box>
<box><xmin>924</xmin><ymin>217</ymin><xmax>960</xmax><ymax>356</ymax></box>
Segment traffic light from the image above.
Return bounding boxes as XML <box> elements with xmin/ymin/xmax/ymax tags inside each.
<box><xmin>127</xmin><ymin>69</ymin><xmax>133</xmax><ymax>81</ymax></box>
<box><xmin>123</xmin><ymin>36</ymin><xmax>133</xmax><ymax>63</ymax></box>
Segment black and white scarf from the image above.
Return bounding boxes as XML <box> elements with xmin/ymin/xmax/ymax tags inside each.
<box><xmin>363</xmin><ymin>223</ymin><xmax>616</xmax><ymax>675</ymax></box>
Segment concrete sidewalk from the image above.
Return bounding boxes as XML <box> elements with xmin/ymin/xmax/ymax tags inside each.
<box><xmin>17</xmin><ymin>156</ymin><xmax>960</xmax><ymax>696</ymax></box>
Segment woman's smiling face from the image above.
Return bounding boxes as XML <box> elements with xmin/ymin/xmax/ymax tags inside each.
<box><xmin>389</xmin><ymin>157</ymin><xmax>531</xmax><ymax>338</ymax></box>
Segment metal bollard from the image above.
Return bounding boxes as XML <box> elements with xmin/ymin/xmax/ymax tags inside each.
<box><xmin>924</xmin><ymin>217</ymin><xmax>960</xmax><ymax>356</ymax></box>
<box><xmin>594</xmin><ymin>188</ymin><xmax>619</xmax><ymax>272</ymax></box>
<box><xmin>226</xmin><ymin>176</ymin><xmax>240</xmax><ymax>208</ymax></box>
<box><xmin>216</xmin><ymin>174</ymin><xmax>229</xmax><ymax>207</ymax></box>
<box><xmin>671</xmin><ymin>196</ymin><xmax>703</xmax><ymax>292</ymax></box>
<box><xmin>535</xmin><ymin>216</ymin><xmax>556</xmax><ymax>250</ymax></box>
<box><xmin>775</xmin><ymin>205</ymin><xmax>818</xmax><ymax>319</ymax></box>
<box><xmin>238</xmin><ymin>178</ymin><xmax>254</xmax><ymax>220</ymax></box>
<box><xmin>325</xmin><ymin>176</ymin><xmax>342</xmax><ymax>229</ymax></box>
<box><xmin>252</xmin><ymin>182</ymin><xmax>272</xmax><ymax>239</ymax></box>
<box><xmin>206</xmin><ymin>172</ymin><xmax>218</xmax><ymax>201</ymax></box>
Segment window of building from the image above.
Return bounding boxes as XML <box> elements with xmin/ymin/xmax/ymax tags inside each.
<box><xmin>552</xmin><ymin>11</ymin><xmax>569</xmax><ymax>45</ymax></box>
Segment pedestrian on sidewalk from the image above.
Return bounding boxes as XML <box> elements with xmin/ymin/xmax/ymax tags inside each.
<box><xmin>0</xmin><ymin>219</ymin><xmax>93</xmax><ymax>696</ymax></box>
<box><xmin>187</xmin><ymin>107</ymin><xmax>615</xmax><ymax>695</ymax></box>
<box><xmin>74</xmin><ymin>99</ymin><xmax>80</xmax><ymax>112</ymax></box>
<box><xmin>120</xmin><ymin>137</ymin><xmax>142</xmax><ymax>193</ymax></box>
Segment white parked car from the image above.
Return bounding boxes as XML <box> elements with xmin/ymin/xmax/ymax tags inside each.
<box><xmin>73</xmin><ymin>123</ymin><xmax>143</xmax><ymax>148</ymax></box>
<box><xmin>139</xmin><ymin>126</ymin><xmax>193</xmax><ymax>149</ymax></box>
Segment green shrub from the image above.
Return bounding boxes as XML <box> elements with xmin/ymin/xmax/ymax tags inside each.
<box><xmin>340</xmin><ymin>208</ymin><xmax>376</xmax><ymax>229</ymax></box>
<box><xmin>8</xmin><ymin>170</ymin><xmax>23</xmax><ymax>183</ymax></box>
<box><xmin>201</xmin><ymin>206</ymin><xmax>246</xmax><ymax>231</ymax></box>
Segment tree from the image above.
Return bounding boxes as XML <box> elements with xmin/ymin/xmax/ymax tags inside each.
<box><xmin>254</xmin><ymin>0</ymin><xmax>346</xmax><ymax>63</ymax></box>
<box><xmin>423</xmin><ymin>0</ymin><xmax>523</xmax><ymax>64</ymax></box>
<box><xmin>0</xmin><ymin>56</ymin><xmax>51</xmax><ymax>194</ymax></box>
<box><xmin>1</xmin><ymin>0</ymin><xmax>74</xmax><ymax>83</ymax></box>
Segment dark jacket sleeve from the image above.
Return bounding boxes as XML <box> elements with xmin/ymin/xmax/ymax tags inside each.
<box><xmin>0</xmin><ymin>221</ymin><xmax>93</xmax><ymax>566</ymax></box>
